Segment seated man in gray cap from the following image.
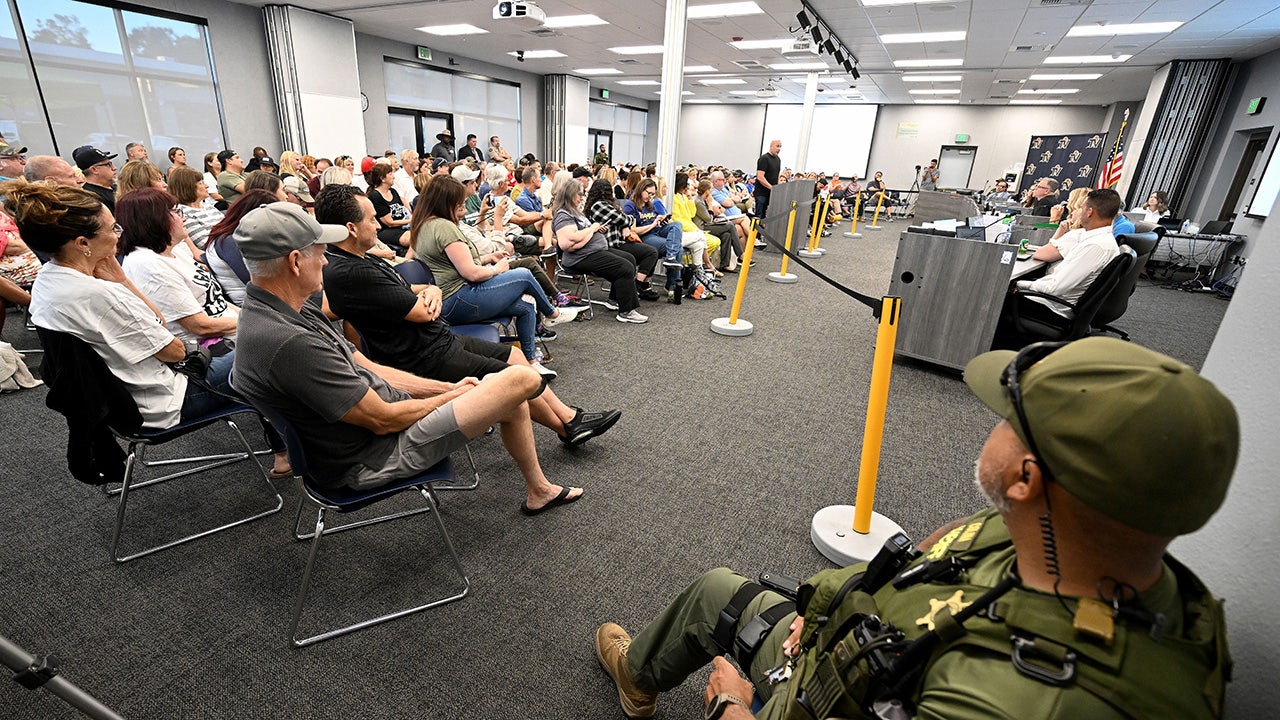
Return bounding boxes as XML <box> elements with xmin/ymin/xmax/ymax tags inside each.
<box><xmin>232</xmin><ymin>202</ymin><xmax>584</xmax><ymax>515</ymax></box>
<box><xmin>595</xmin><ymin>337</ymin><xmax>1237</xmax><ymax>719</ymax></box>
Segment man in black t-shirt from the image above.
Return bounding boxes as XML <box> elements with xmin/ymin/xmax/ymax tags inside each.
<box><xmin>754</xmin><ymin>139</ymin><xmax>781</xmax><ymax>219</ymax></box>
<box><xmin>73</xmin><ymin>145</ymin><xmax>119</xmax><ymax>212</ymax></box>
<box><xmin>315</xmin><ymin>185</ymin><xmax>620</xmax><ymax>447</ymax></box>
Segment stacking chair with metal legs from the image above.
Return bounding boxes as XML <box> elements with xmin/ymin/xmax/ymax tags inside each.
<box><xmin>230</xmin><ymin>374</ymin><xmax>470</xmax><ymax>648</ymax></box>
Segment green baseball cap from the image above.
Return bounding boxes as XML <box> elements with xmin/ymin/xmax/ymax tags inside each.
<box><xmin>964</xmin><ymin>338</ymin><xmax>1239</xmax><ymax>536</ymax></box>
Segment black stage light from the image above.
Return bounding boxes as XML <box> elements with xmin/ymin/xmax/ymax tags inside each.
<box><xmin>796</xmin><ymin>9</ymin><xmax>811</xmax><ymax>27</ymax></box>
<box><xmin>809</xmin><ymin>24</ymin><xmax>823</xmax><ymax>45</ymax></box>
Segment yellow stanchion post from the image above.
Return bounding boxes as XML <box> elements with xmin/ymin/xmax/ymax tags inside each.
<box><xmin>844</xmin><ymin>192</ymin><xmax>862</xmax><ymax>238</ymax></box>
<box><xmin>811</xmin><ymin>193</ymin><xmax>830</xmax><ymax>255</ymax></box>
<box><xmin>800</xmin><ymin>192</ymin><xmax>826</xmax><ymax>258</ymax></box>
<box><xmin>810</xmin><ymin>296</ymin><xmax>909</xmax><ymax>565</ymax></box>
<box><xmin>711</xmin><ymin>219</ymin><xmax>760</xmax><ymax>336</ymax></box>
<box><xmin>767</xmin><ymin>202</ymin><xmax>800</xmax><ymax>284</ymax></box>
<box><xmin>867</xmin><ymin>191</ymin><xmax>886</xmax><ymax>231</ymax></box>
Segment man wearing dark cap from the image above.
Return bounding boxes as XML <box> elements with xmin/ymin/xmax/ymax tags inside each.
<box><xmin>594</xmin><ymin>337</ymin><xmax>1236</xmax><ymax>719</ymax></box>
<box><xmin>430</xmin><ymin>129</ymin><xmax>456</xmax><ymax>163</ymax></box>
<box><xmin>0</xmin><ymin>139</ymin><xmax>28</xmax><ymax>181</ymax></box>
<box><xmin>216</xmin><ymin>150</ymin><xmax>247</xmax><ymax>204</ymax></box>
<box><xmin>572</xmin><ymin>165</ymin><xmax>593</xmax><ymax>192</ymax></box>
<box><xmin>257</xmin><ymin>156</ymin><xmax>278</xmax><ymax>175</ymax></box>
<box><xmin>458</xmin><ymin>134</ymin><xmax>484</xmax><ymax>163</ymax></box>
<box><xmin>73</xmin><ymin>145</ymin><xmax>118</xmax><ymax>211</ymax></box>
<box><xmin>232</xmin><ymin>203</ymin><xmax>585</xmax><ymax>513</ymax></box>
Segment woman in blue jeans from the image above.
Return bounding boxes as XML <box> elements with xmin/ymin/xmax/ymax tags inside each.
<box><xmin>411</xmin><ymin>176</ymin><xmax>576</xmax><ymax>375</ymax></box>
<box><xmin>621</xmin><ymin>178</ymin><xmax>683</xmax><ymax>291</ymax></box>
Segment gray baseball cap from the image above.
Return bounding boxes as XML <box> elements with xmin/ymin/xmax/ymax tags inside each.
<box><xmin>233</xmin><ymin>203</ymin><xmax>346</xmax><ymax>260</ymax></box>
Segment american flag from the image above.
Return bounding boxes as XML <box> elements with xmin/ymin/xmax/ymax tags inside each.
<box><xmin>1096</xmin><ymin>133</ymin><xmax>1125</xmax><ymax>189</ymax></box>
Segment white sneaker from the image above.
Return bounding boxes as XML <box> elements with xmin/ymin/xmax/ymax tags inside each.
<box><xmin>616</xmin><ymin>309</ymin><xmax>649</xmax><ymax>324</ymax></box>
<box><xmin>601</xmin><ymin>299</ymin><xmax>620</xmax><ymax>311</ymax></box>
<box><xmin>531</xmin><ymin>361</ymin><xmax>558</xmax><ymax>379</ymax></box>
<box><xmin>544</xmin><ymin>306</ymin><xmax>580</xmax><ymax>327</ymax></box>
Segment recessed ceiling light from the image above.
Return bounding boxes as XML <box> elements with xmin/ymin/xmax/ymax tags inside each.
<box><xmin>894</xmin><ymin>59</ymin><xmax>964</xmax><ymax>68</ymax></box>
<box><xmin>909</xmin><ymin>89</ymin><xmax>960</xmax><ymax>94</ymax></box>
<box><xmin>768</xmin><ymin>62</ymin><xmax>828</xmax><ymax>70</ymax></box>
<box><xmin>701</xmin><ymin>78</ymin><xmax>747</xmax><ymax>85</ymax></box>
<box><xmin>1067</xmin><ymin>21</ymin><xmax>1183</xmax><ymax>37</ymax></box>
<box><xmin>788</xmin><ymin>77</ymin><xmax>847</xmax><ymax>85</ymax></box>
<box><xmin>655</xmin><ymin>90</ymin><xmax>695</xmax><ymax>95</ymax></box>
<box><xmin>902</xmin><ymin>74</ymin><xmax>963</xmax><ymax>82</ymax></box>
<box><xmin>863</xmin><ymin>0</ymin><xmax>954</xmax><ymax>6</ymax></box>
<box><xmin>728</xmin><ymin>90</ymin><xmax>759</xmax><ymax>95</ymax></box>
<box><xmin>914</xmin><ymin>99</ymin><xmax>960</xmax><ymax>104</ymax></box>
<box><xmin>688</xmin><ymin>1</ymin><xmax>762</xmax><ymax>19</ymax></box>
<box><xmin>618</xmin><ymin>80</ymin><xmax>661</xmax><ymax>86</ymax></box>
<box><xmin>1044</xmin><ymin>55</ymin><xmax>1131</xmax><ymax>64</ymax></box>
<box><xmin>542</xmin><ymin>14</ymin><xmax>608</xmax><ymax>28</ymax></box>
<box><xmin>1010</xmin><ymin>99</ymin><xmax>1062</xmax><ymax>105</ymax></box>
<box><xmin>508</xmin><ymin>49</ymin><xmax>566</xmax><ymax>59</ymax></box>
<box><xmin>879</xmin><ymin>31</ymin><xmax>966</xmax><ymax>44</ymax></box>
<box><xmin>685</xmin><ymin>65</ymin><xmax>718</xmax><ymax>73</ymax></box>
<box><xmin>729</xmin><ymin>38</ymin><xmax>793</xmax><ymax>50</ymax></box>
<box><xmin>610</xmin><ymin>45</ymin><xmax>665</xmax><ymax>55</ymax></box>
<box><xmin>685</xmin><ymin>98</ymin><xmax>723</xmax><ymax>103</ymax></box>
<box><xmin>1017</xmin><ymin>88</ymin><xmax>1079</xmax><ymax>94</ymax></box>
<box><xmin>1029</xmin><ymin>73</ymin><xmax>1103</xmax><ymax>80</ymax></box>
<box><xmin>576</xmin><ymin>68</ymin><xmax>624</xmax><ymax>75</ymax></box>
<box><xmin>417</xmin><ymin>23</ymin><xmax>487</xmax><ymax>36</ymax></box>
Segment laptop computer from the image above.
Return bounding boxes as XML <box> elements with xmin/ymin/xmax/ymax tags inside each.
<box><xmin>1200</xmin><ymin>220</ymin><xmax>1232</xmax><ymax>235</ymax></box>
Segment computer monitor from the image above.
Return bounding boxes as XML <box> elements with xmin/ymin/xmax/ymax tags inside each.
<box><xmin>1157</xmin><ymin>216</ymin><xmax>1183</xmax><ymax>230</ymax></box>
<box><xmin>1200</xmin><ymin>220</ymin><xmax>1232</xmax><ymax>235</ymax></box>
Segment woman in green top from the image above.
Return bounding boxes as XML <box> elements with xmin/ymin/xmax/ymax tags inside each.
<box><xmin>411</xmin><ymin>176</ymin><xmax>576</xmax><ymax>362</ymax></box>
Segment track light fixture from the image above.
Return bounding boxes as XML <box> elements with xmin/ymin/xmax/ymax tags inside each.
<box><xmin>796</xmin><ymin>10</ymin><xmax>811</xmax><ymax>28</ymax></box>
<box><xmin>795</xmin><ymin>2</ymin><xmax>860</xmax><ymax>82</ymax></box>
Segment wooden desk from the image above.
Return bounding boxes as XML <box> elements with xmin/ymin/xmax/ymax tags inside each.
<box><xmin>888</xmin><ymin>231</ymin><xmax>1038</xmax><ymax>371</ymax></box>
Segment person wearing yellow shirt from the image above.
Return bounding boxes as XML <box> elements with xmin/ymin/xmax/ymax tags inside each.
<box><xmin>671</xmin><ymin>173</ymin><xmax>719</xmax><ymax>276</ymax></box>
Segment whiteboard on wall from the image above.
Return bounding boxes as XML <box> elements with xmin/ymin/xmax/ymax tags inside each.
<box><xmin>300</xmin><ymin>93</ymin><xmax>367</xmax><ymax>161</ymax></box>
<box><xmin>761</xmin><ymin>105</ymin><xmax>878</xmax><ymax>179</ymax></box>
<box><xmin>1246</xmin><ymin>138</ymin><xmax>1280</xmax><ymax>218</ymax></box>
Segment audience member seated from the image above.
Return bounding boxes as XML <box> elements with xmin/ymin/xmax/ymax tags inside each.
<box><xmin>4</xmin><ymin>181</ymin><xmax>287</xmax><ymax>471</ymax></box>
<box><xmin>166</xmin><ymin>147</ymin><xmax>188</xmax><ymax>179</ymax></box>
<box><xmin>170</xmin><ymin>167</ymin><xmax>223</xmax><ymax>250</ymax></box>
<box><xmin>553</xmin><ymin>180</ymin><xmax>648</xmax><ymax>324</ymax></box>
<box><xmin>23</xmin><ymin>155</ymin><xmax>84</xmax><ymax>188</ymax></box>
<box><xmin>216</xmin><ymin>150</ymin><xmax>248</xmax><ymax>204</ymax></box>
<box><xmin>479</xmin><ymin>165</ymin><xmax>543</xmax><ymax>256</ymax></box>
<box><xmin>1140</xmin><ymin>190</ymin><xmax>1170</xmax><ymax>223</ymax></box>
<box><xmin>314</xmin><ymin>184</ymin><xmax>619</xmax><ymax>446</ymax></box>
<box><xmin>365</xmin><ymin>162</ymin><xmax>411</xmax><ymax>252</ymax></box>
<box><xmin>319</xmin><ymin>166</ymin><xmax>352</xmax><ymax>190</ymax></box>
<box><xmin>411</xmin><ymin>176</ymin><xmax>576</xmax><ymax>376</ymax></box>
<box><xmin>202</xmin><ymin>152</ymin><xmax>224</xmax><ymax>204</ymax></box>
<box><xmin>708</xmin><ymin>171</ymin><xmax>750</xmax><ymax>239</ymax></box>
<box><xmin>73</xmin><ymin>145</ymin><xmax>119</xmax><ymax>212</ymax></box>
<box><xmin>117</xmin><ymin>188</ymin><xmax>238</xmax><ymax>350</ymax></box>
<box><xmin>244</xmin><ymin>170</ymin><xmax>289</xmax><ymax>202</ymax></box>
<box><xmin>1027</xmin><ymin>177</ymin><xmax>1061</xmax><ymax>217</ymax></box>
<box><xmin>987</xmin><ymin>179</ymin><xmax>1013</xmax><ymax>204</ymax></box>
<box><xmin>621</xmin><ymin>178</ymin><xmax>683</xmax><ymax>292</ymax></box>
<box><xmin>584</xmin><ymin>179</ymin><xmax>661</xmax><ymax>302</ymax></box>
<box><xmin>864</xmin><ymin>170</ymin><xmax>889</xmax><ymax>210</ymax></box>
<box><xmin>115</xmin><ymin>160</ymin><xmax>165</xmax><ymax>201</ymax></box>
<box><xmin>670</xmin><ymin>173</ymin><xmax>717</xmax><ymax>276</ymax></box>
<box><xmin>695</xmin><ymin>180</ymin><xmax>741</xmax><ymax>273</ymax></box>
<box><xmin>996</xmin><ymin>188</ymin><xmax>1123</xmax><ymax>347</ymax></box>
<box><xmin>231</xmin><ymin>202</ymin><xmax>582</xmax><ymax>513</ymax></box>
<box><xmin>393</xmin><ymin>150</ymin><xmax>420</xmax><ymax>204</ymax></box>
<box><xmin>0</xmin><ymin>210</ymin><xmax>39</xmax><ymax>333</ymax></box>
<box><xmin>203</xmin><ymin>190</ymin><xmax>280</xmax><ymax>304</ymax></box>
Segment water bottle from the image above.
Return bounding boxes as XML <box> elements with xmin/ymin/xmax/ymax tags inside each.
<box><xmin>1181</xmin><ymin>220</ymin><xmax>1190</xmax><ymax>234</ymax></box>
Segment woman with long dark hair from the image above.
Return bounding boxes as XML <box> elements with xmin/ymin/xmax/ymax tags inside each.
<box><xmin>584</xmin><ymin>179</ymin><xmax>662</xmax><ymax>302</ymax></box>
<box><xmin>553</xmin><ymin>180</ymin><xmax>647</xmax><ymax>323</ymax></box>
<box><xmin>203</xmin><ymin>190</ymin><xmax>280</xmax><ymax>304</ymax></box>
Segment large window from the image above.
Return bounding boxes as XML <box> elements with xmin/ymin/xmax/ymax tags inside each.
<box><xmin>384</xmin><ymin>59</ymin><xmax>521</xmax><ymax>158</ymax></box>
<box><xmin>589</xmin><ymin>101</ymin><xmax>647</xmax><ymax>165</ymax></box>
<box><xmin>4</xmin><ymin>0</ymin><xmax>223</xmax><ymax>156</ymax></box>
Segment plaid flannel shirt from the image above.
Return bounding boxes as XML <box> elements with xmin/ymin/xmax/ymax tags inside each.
<box><xmin>589</xmin><ymin>200</ymin><xmax>637</xmax><ymax>248</ymax></box>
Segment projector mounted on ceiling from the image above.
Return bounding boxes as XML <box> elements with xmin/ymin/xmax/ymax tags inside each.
<box><xmin>791</xmin><ymin>36</ymin><xmax>812</xmax><ymax>52</ymax></box>
<box><xmin>756</xmin><ymin>85</ymin><xmax>780</xmax><ymax>99</ymax></box>
<box><xmin>493</xmin><ymin>1</ymin><xmax>546</xmax><ymax>23</ymax></box>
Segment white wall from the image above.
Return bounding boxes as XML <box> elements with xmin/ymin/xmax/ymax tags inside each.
<box><xmin>866</xmin><ymin>104</ymin><xmax>1109</xmax><ymax>191</ymax></box>
<box><xmin>675</xmin><ymin>104</ymin><xmax>767</xmax><ymax>170</ymax></box>
<box><xmin>1118</xmin><ymin>63</ymin><xmax>1171</xmax><ymax>202</ymax></box>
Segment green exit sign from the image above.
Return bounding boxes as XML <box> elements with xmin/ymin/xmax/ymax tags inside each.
<box><xmin>1247</xmin><ymin>97</ymin><xmax>1266</xmax><ymax>115</ymax></box>
<box><xmin>416</xmin><ymin>46</ymin><xmax>432</xmax><ymax>61</ymax></box>
<box><xmin>601</xmin><ymin>89</ymin><xmax>610</xmax><ymax>99</ymax></box>
<box><xmin>955</xmin><ymin>133</ymin><xmax>970</xmax><ymax>143</ymax></box>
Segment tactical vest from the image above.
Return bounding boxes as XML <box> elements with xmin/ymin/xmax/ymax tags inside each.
<box><xmin>760</xmin><ymin>509</ymin><xmax>1230</xmax><ymax>720</ymax></box>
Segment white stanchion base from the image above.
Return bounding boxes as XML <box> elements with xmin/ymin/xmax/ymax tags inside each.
<box><xmin>798</xmin><ymin>250</ymin><xmax>821</xmax><ymax>258</ymax></box>
<box><xmin>711</xmin><ymin>317</ymin><xmax>754</xmax><ymax>336</ymax></box>
<box><xmin>811</xmin><ymin>504</ymin><xmax>906</xmax><ymax>567</ymax></box>
<box><xmin>767</xmin><ymin>272</ymin><xmax>799</xmax><ymax>284</ymax></box>
<box><xmin>814</xmin><ymin>247</ymin><xmax>828</xmax><ymax>255</ymax></box>
<box><xmin>867</xmin><ymin>226</ymin><xmax>884</xmax><ymax>231</ymax></box>
<box><xmin>844</xmin><ymin>232</ymin><xmax>863</xmax><ymax>238</ymax></box>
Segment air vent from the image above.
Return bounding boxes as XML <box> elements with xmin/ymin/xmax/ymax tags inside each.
<box><xmin>1038</xmin><ymin>0</ymin><xmax>1091</xmax><ymax>5</ymax></box>
<box><xmin>617</xmin><ymin>58</ymin><xmax>640</xmax><ymax>64</ymax></box>
<box><xmin>994</xmin><ymin>79</ymin><xmax>1023</xmax><ymax>84</ymax></box>
<box><xmin>527</xmin><ymin>27</ymin><xmax>561</xmax><ymax>37</ymax></box>
<box><xmin>989</xmin><ymin>94</ymin><xmax>1011</xmax><ymax>99</ymax></box>
<box><xmin>734</xmin><ymin>60</ymin><xmax>766</xmax><ymax>70</ymax></box>
<box><xmin>1010</xmin><ymin>44</ymin><xmax>1053</xmax><ymax>53</ymax></box>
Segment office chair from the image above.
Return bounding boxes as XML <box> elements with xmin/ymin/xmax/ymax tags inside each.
<box><xmin>37</xmin><ymin>328</ymin><xmax>283</xmax><ymax>563</ymax></box>
<box><xmin>229</xmin><ymin>375</ymin><xmax>468</xmax><ymax>648</ymax></box>
<box><xmin>1007</xmin><ymin>247</ymin><xmax>1136</xmax><ymax>345</ymax></box>
<box><xmin>1091</xmin><ymin>235</ymin><xmax>1159</xmax><ymax>341</ymax></box>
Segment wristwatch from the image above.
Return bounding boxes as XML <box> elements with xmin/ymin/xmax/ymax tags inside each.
<box><xmin>705</xmin><ymin>692</ymin><xmax>750</xmax><ymax>720</ymax></box>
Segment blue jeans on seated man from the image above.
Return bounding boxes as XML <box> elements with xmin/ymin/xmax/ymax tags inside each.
<box><xmin>441</xmin><ymin>267</ymin><xmax>555</xmax><ymax>361</ymax></box>
<box><xmin>640</xmin><ymin>223</ymin><xmax>683</xmax><ymax>287</ymax></box>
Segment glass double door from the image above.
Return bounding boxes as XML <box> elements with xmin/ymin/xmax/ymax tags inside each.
<box><xmin>388</xmin><ymin>109</ymin><xmax>453</xmax><ymax>157</ymax></box>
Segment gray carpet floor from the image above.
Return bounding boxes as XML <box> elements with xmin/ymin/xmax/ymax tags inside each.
<box><xmin>0</xmin><ymin>227</ymin><xmax>1228</xmax><ymax>719</ymax></box>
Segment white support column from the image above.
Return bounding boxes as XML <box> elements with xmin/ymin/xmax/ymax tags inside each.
<box><xmin>653</xmin><ymin>0</ymin><xmax>689</xmax><ymax>209</ymax></box>
<box><xmin>795</xmin><ymin>72</ymin><xmax>819</xmax><ymax>171</ymax></box>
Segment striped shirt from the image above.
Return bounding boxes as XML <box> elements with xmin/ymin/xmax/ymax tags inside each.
<box><xmin>179</xmin><ymin>204</ymin><xmax>224</xmax><ymax>250</ymax></box>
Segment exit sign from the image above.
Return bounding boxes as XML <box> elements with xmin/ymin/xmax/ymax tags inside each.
<box><xmin>955</xmin><ymin>133</ymin><xmax>970</xmax><ymax>143</ymax></box>
<box><xmin>1247</xmin><ymin>97</ymin><xmax>1266</xmax><ymax>115</ymax></box>
<box><xmin>416</xmin><ymin>46</ymin><xmax>432</xmax><ymax>61</ymax></box>
<box><xmin>601</xmin><ymin>89</ymin><xmax>610</xmax><ymax>99</ymax></box>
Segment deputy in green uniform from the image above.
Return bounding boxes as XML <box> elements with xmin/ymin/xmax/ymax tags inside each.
<box><xmin>594</xmin><ymin>145</ymin><xmax>610</xmax><ymax>168</ymax></box>
<box><xmin>595</xmin><ymin>337</ymin><xmax>1237</xmax><ymax>720</ymax></box>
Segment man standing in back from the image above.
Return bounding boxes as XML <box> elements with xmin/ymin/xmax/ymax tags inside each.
<box><xmin>754</xmin><ymin>140</ymin><xmax>781</xmax><ymax>219</ymax></box>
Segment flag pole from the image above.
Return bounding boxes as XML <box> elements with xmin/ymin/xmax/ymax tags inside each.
<box><xmin>1100</xmin><ymin>108</ymin><xmax>1129</xmax><ymax>189</ymax></box>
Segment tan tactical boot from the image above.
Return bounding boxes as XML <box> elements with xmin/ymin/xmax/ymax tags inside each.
<box><xmin>595</xmin><ymin>623</ymin><xmax>658</xmax><ymax>719</ymax></box>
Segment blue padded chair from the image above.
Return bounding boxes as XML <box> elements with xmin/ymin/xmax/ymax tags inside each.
<box><xmin>230</xmin><ymin>373</ymin><xmax>469</xmax><ymax>647</ymax></box>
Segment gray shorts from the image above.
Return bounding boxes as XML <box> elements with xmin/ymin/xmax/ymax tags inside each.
<box><xmin>352</xmin><ymin>403</ymin><xmax>470</xmax><ymax>490</ymax></box>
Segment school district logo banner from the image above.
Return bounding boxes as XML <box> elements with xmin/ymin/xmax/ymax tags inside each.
<box><xmin>1017</xmin><ymin>133</ymin><xmax>1108</xmax><ymax>197</ymax></box>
